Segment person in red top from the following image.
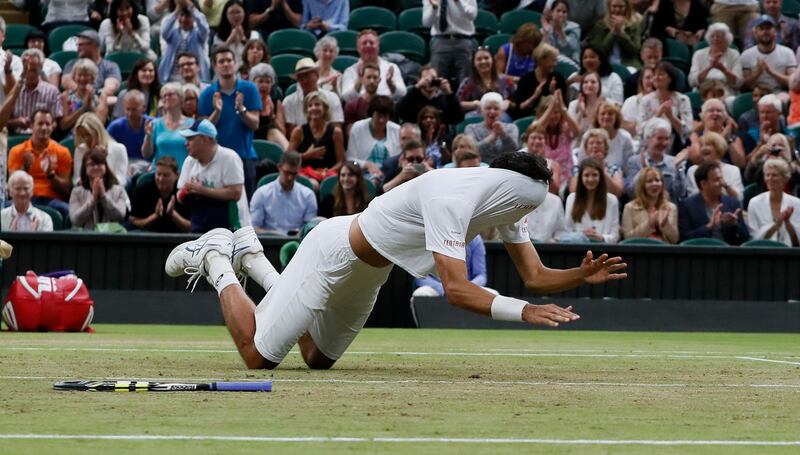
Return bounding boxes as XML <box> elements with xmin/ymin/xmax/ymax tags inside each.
<box><xmin>8</xmin><ymin>109</ymin><xmax>72</xmax><ymax>218</ymax></box>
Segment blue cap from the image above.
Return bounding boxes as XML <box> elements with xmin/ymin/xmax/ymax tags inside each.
<box><xmin>754</xmin><ymin>14</ymin><xmax>777</xmax><ymax>27</ymax></box>
<box><xmin>180</xmin><ymin>119</ymin><xmax>217</xmax><ymax>139</ymax></box>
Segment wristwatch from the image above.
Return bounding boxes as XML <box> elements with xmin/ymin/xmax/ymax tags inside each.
<box><xmin>237</xmin><ymin>106</ymin><xmax>247</xmax><ymax>115</ymax></box>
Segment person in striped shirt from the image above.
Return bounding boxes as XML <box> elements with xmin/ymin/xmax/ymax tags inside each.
<box><xmin>8</xmin><ymin>49</ymin><xmax>63</xmax><ymax>135</ymax></box>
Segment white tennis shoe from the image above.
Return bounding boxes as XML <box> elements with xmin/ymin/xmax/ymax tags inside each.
<box><xmin>165</xmin><ymin>228</ymin><xmax>234</xmax><ymax>291</ymax></box>
<box><xmin>231</xmin><ymin>226</ymin><xmax>265</xmax><ymax>282</ymax></box>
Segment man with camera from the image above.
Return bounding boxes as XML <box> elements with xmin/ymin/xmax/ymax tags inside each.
<box><xmin>381</xmin><ymin>140</ymin><xmax>433</xmax><ymax>192</ymax></box>
<box><xmin>396</xmin><ymin>65</ymin><xmax>463</xmax><ymax>125</ymax></box>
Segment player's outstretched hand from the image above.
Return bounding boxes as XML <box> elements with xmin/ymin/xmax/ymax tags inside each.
<box><xmin>523</xmin><ymin>304</ymin><xmax>579</xmax><ymax>327</ymax></box>
<box><xmin>580</xmin><ymin>250</ymin><xmax>627</xmax><ymax>284</ymax></box>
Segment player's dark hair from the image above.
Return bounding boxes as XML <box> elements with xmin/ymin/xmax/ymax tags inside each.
<box><xmin>490</xmin><ymin>152</ymin><xmax>552</xmax><ymax>184</ymax></box>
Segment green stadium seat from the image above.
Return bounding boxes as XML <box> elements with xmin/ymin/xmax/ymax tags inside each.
<box><xmin>6</xmin><ymin>24</ymin><xmax>36</xmax><ymax>50</ymax></box>
<box><xmin>513</xmin><ymin>116</ymin><xmax>534</xmax><ymax>138</ymax></box>
<box><xmin>620</xmin><ymin>237</ymin><xmax>667</xmax><ymax>245</ymax></box>
<box><xmin>611</xmin><ymin>63</ymin><xmax>630</xmax><ymax>80</ymax></box>
<box><xmin>106</xmin><ymin>51</ymin><xmax>149</xmax><ymax>79</ymax></box>
<box><xmin>663</xmin><ymin>38</ymin><xmax>690</xmax><ymax>73</ymax></box>
<box><xmin>783</xmin><ymin>0</ymin><xmax>800</xmax><ymax>17</ymax></box>
<box><xmin>555</xmin><ymin>60</ymin><xmax>579</xmax><ymax>80</ymax></box>
<box><xmin>268</xmin><ymin>29</ymin><xmax>317</xmax><ymax>57</ymax></box>
<box><xmin>687</xmin><ymin>91</ymin><xmax>702</xmax><ymax>111</ymax></box>
<box><xmin>279</xmin><ymin>240</ymin><xmax>300</xmax><ymax>270</ymax></box>
<box><xmin>257</xmin><ymin>172</ymin><xmax>315</xmax><ymax>191</ymax></box>
<box><xmin>475</xmin><ymin>9</ymin><xmax>499</xmax><ymax>42</ymax></box>
<box><xmin>379</xmin><ymin>31</ymin><xmax>426</xmax><ymax>63</ymax></box>
<box><xmin>319</xmin><ymin>175</ymin><xmax>339</xmax><ymax>201</ymax></box>
<box><xmin>398</xmin><ymin>8</ymin><xmax>428</xmax><ymax>39</ymax></box>
<box><xmin>679</xmin><ymin>238</ymin><xmax>728</xmax><ymax>246</ymax></box>
<box><xmin>455</xmin><ymin>116</ymin><xmax>483</xmax><ymax>134</ymax></box>
<box><xmin>11</xmin><ymin>48</ymin><xmax>25</xmax><ymax>57</ymax></box>
<box><xmin>348</xmin><ymin>7</ymin><xmax>397</xmax><ymax>34</ymax></box>
<box><xmin>285</xmin><ymin>83</ymin><xmax>297</xmax><ymax>96</ymax></box>
<box><xmin>33</xmin><ymin>204</ymin><xmax>64</xmax><ymax>231</ymax></box>
<box><xmin>134</xmin><ymin>172</ymin><xmax>155</xmax><ymax>191</ymax></box>
<box><xmin>48</xmin><ymin>25</ymin><xmax>92</xmax><ymax>53</ymax></box>
<box><xmin>741</xmin><ymin>239</ymin><xmax>788</xmax><ymax>248</ymax></box>
<box><xmin>49</xmin><ymin>50</ymin><xmax>78</xmax><ymax>69</ymax></box>
<box><xmin>499</xmin><ymin>10</ymin><xmax>541</xmax><ymax>34</ymax></box>
<box><xmin>333</xmin><ymin>55</ymin><xmax>359</xmax><ymax>73</ymax></box>
<box><xmin>328</xmin><ymin>30</ymin><xmax>359</xmax><ymax>56</ymax></box>
<box><xmin>270</xmin><ymin>53</ymin><xmax>304</xmax><ymax>90</ymax></box>
<box><xmin>483</xmin><ymin>33</ymin><xmax>511</xmax><ymax>56</ymax></box>
<box><xmin>60</xmin><ymin>137</ymin><xmax>75</xmax><ymax>155</ymax></box>
<box><xmin>253</xmin><ymin>140</ymin><xmax>284</xmax><ymax>163</ymax></box>
<box><xmin>742</xmin><ymin>182</ymin><xmax>759</xmax><ymax>209</ymax></box>
<box><xmin>7</xmin><ymin>135</ymin><xmax>31</xmax><ymax>150</ymax></box>
<box><xmin>731</xmin><ymin>92</ymin><xmax>753</xmax><ymax>119</ymax></box>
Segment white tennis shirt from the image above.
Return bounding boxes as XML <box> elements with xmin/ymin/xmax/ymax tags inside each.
<box><xmin>358</xmin><ymin>167</ymin><xmax>548</xmax><ymax>278</ymax></box>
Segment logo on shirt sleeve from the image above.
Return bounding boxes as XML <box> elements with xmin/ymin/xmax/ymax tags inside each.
<box><xmin>443</xmin><ymin>239</ymin><xmax>466</xmax><ymax>248</ymax></box>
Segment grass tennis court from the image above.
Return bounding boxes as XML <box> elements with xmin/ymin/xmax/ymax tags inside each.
<box><xmin>1</xmin><ymin>325</ymin><xmax>799</xmax><ymax>454</ymax></box>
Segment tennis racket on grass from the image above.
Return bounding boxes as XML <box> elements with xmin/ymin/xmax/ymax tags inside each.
<box><xmin>54</xmin><ymin>380</ymin><xmax>272</xmax><ymax>392</ymax></box>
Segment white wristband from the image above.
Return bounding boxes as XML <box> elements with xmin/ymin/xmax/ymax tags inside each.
<box><xmin>490</xmin><ymin>295</ymin><xmax>527</xmax><ymax>322</ymax></box>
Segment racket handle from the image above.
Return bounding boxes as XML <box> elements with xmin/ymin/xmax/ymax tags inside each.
<box><xmin>213</xmin><ymin>381</ymin><xmax>272</xmax><ymax>392</ymax></box>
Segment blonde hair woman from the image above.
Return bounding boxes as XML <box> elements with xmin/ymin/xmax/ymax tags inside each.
<box><xmin>747</xmin><ymin>159</ymin><xmax>800</xmax><ymax>246</ymax></box>
<box><xmin>73</xmin><ymin>112</ymin><xmax>128</xmax><ymax>187</ymax></box>
<box><xmin>60</xmin><ymin>59</ymin><xmax>108</xmax><ymax>131</ymax></box>
<box><xmin>622</xmin><ymin>167</ymin><xmax>679</xmax><ymax>243</ymax></box>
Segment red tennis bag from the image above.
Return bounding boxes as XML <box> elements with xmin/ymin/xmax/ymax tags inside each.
<box><xmin>2</xmin><ymin>271</ymin><xmax>94</xmax><ymax>332</ymax></box>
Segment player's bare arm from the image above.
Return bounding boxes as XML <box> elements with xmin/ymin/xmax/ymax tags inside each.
<box><xmin>504</xmin><ymin>241</ymin><xmax>627</xmax><ymax>294</ymax></box>
<box><xmin>434</xmin><ymin>252</ymin><xmax>580</xmax><ymax>327</ymax></box>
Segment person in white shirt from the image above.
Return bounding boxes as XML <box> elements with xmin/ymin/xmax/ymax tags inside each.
<box><xmin>422</xmin><ymin>0</ymin><xmax>478</xmax><ymax>85</ymax></box>
<box><xmin>176</xmin><ymin>119</ymin><xmax>251</xmax><ymax>232</ymax></box>
<box><xmin>739</xmin><ymin>15</ymin><xmax>796</xmax><ymax>98</ymax></box>
<box><xmin>165</xmin><ymin>151</ymin><xmax>627</xmax><ymax>369</ymax></box>
<box><xmin>747</xmin><ymin>158</ymin><xmax>800</xmax><ymax>246</ymax></box>
<box><xmin>685</xmin><ymin>132</ymin><xmax>744</xmax><ymax>202</ymax></box>
<box><xmin>340</xmin><ymin>29</ymin><xmax>407</xmax><ymax>103</ymax></box>
<box><xmin>345</xmin><ymin>95</ymin><xmax>401</xmax><ymax>179</ymax></box>
<box><xmin>528</xmin><ymin>192</ymin><xmax>567</xmax><ymax>242</ymax></box>
<box><xmin>1</xmin><ymin>170</ymin><xmax>54</xmax><ymax>232</ymax></box>
<box><xmin>563</xmin><ymin>157</ymin><xmax>621</xmax><ymax>243</ymax></box>
<box><xmin>282</xmin><ymin>58</ymin><xmax>343</xmax><ymax>137</ymax></box>
<box><xmin>0</xmin><ymin>17</ymin><xmax>24</xmax><ymax>108</ymax></box>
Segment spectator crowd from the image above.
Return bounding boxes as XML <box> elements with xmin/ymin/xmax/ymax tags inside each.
<box><xmin>1</xmin><ymin>0</ymin><xmax>799</xmax><ymax>250</ymax></box>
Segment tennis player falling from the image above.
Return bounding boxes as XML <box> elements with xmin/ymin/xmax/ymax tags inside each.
<box><xmin>166</xmin><ymin>151</ymin><xmax>627</xmax><ymax>369</ymax></box>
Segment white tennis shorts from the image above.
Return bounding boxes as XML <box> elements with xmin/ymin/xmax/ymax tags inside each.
<box><xmin>253</xmin><ymin>215</ymin><xmax>393</xmax><ymax>363</ymax></box>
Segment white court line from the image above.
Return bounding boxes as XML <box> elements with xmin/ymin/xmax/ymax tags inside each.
<box><xmin>5</xmin><ymin>347</ymin><xmax>800</xmax><ymax>365</ymax></box>
<box><xmin>0</xmin><ymin>434</ymin><xmax>799</xmax><ymax>446</ymax></box>
<box><xmin>737</xmin><ymin>356</ymin><xmax>800</xmax><ymax>366</ymax></box>
<box><xmin>1</xmin><ymin>375</ymin><xmax>799</xmax><ymax>389</ymax></box>
<box><xmin>0</xmin><ymin>346</ymin><xmax>762</xmax><ymax>359</ymax></box>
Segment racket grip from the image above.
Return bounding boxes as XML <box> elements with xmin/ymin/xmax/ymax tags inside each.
<box><xmin>213</xmin><ymin>381</ymin><xmax>272</xmax><ymax>392</ymax></box>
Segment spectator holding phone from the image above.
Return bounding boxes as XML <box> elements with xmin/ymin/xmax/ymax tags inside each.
<box><xmin>396</xmin><ymin>65</ymin><xmax>463</xmax><ymax>125</ymax></box>
<box><xmin>382</xmin><ymin>140</ymin><xmax>432</xmax><ymax>192</ymax></box>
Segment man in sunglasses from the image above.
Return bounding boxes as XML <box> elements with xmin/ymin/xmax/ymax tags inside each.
<box><xmin>381</xmin><ymin>140</ymin><xmax>432</xmax><ymax>192</ymax></box>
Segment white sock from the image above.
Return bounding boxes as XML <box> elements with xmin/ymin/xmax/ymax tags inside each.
<box><xmin>242</xmin><ymin>252</ymin><xmax>280</xmax><ymax>292</ymax></box>
<box><xmin>204</xmin><ymin>251</ymin><xmax>239</xmax><ymax>295</ymax></box>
